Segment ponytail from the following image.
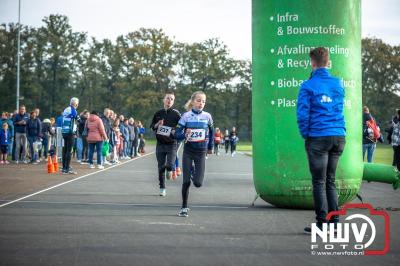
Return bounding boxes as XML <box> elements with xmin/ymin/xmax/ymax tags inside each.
<box><xmin>184</xmin><ymin>100</ymin><xmax>193</xmax><ymax>111</ymax></box>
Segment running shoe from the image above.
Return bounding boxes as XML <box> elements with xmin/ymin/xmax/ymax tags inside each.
<box><xmin>178</xmin><ymin>208</ymin><xmax>189</xmax><ymax>217</ymax></box>
<box><xmin>0</xmin><ymin>161</ymin><xmax>4</xmax><ymax>164</ymax></box>
<box><xmin>176</xmin><ymin>167</ymin><xmax>182</xmax><ymax>176</ymax></box>
<box><xmin>172</xmin><ymin>171</ymin><xmax>177</xmax><ymax>180</ymax></box>
<box><xmin>304</xmin><ymin>223</ymin><xmax>332</xmax><ymax>235</ymax></box>
<box><xmin>97</xmin><ymin>165</ymin><xmax>104</xmax><ymax>170</ymax></box>
<box><xmin>166</xmin><ymin>171</ymin><xmax>172</xmax><ymax>180</ymax></box>
<box><xmin>4</xmin><ymin>160</ymin><xmax>9</xmax><ymax>164</ymax></box>
<box><xmin>89</xmin><ymin>164</ymin><xmax>95</xmax><ymax>169</ymax></box>
<box><xmin>159</xmin><ymin>188</ymin><xmax>166</xmax><ymax>196</ymax></box>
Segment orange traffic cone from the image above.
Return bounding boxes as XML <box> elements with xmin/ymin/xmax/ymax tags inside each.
<box><xmin>47</xmin><ymin>155</ymin><xmax>55</xmax><ymax>174</ymax></box>
<box><xmin>53</xmin><ymin>155</ymin><xmax>59</xmax><ymax>172</ymax></box>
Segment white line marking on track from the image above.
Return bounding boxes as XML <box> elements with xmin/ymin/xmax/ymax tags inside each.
<box><xmin>0</xmin><ymin>152</ymin><xmax>155</xmax><ymax>208</ymax></box>
<box><xmin>1</xmin><ymin>199</ymin><xmax>250</xmax><ymax>209</ymax></box>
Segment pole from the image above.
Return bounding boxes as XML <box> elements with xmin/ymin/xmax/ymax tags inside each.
<box><xmin>16</xmin><ymin>0</ymin><xmax>21</xmax><ymax>110</ymax></box>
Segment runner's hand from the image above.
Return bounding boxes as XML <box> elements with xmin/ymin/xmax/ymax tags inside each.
<box><xmin>185</xmin><ymin>129</ymin><xmax>192</xmax><ymax>138</ymax></box>
<box><xmin>155</xmin><ymin>119</ymin><xmax>164</xmax><ymax>128</ymax></box>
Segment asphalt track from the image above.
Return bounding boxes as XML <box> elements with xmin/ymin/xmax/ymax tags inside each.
<box><xmin>0</xmin><ymin>148</ymin><xmax>399</xmax><ymax>266</ymax></box>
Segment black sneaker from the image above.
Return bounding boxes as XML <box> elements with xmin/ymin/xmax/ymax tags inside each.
<box><xmin>304</xmin><ymin>226</ymin><xmax>312</xmax><ymax>234</ymax></box>
<box><xmin>304</xmin><ymin>223</ymin><xmax>323</xmax><ymax>235</ymax></box>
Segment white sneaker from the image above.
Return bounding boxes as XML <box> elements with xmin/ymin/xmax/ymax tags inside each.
<box><xmin>159</xmin><ymin>188</ymin><xmax>166</xmax><ymax>196</ymax></box>
<box><xmin>97</xmin><ymin>165</ymin><xmax>104</xmax><ymax>170</ymax></box>
<box><xmin>89</xmin><ymin>164</ymin><xmax>95</xmax><ymax>169</ymax></box>
<box><xmin>77</xmin><ymin>160</ymin><xmax>82</xmax><ymax>163</ymax></box>
<box><xmin>178</xmin><ymin>208</ymin><xmax>189</xmax><ymax>217</ymax></box>
<box><xmin>104</xmin><ymin>160</ymin><xmax>112</xmax><ymax>166</ymax></box>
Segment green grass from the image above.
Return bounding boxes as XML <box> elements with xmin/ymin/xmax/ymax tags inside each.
<box><xmin>371</xmin><ymin>143</ymin><xmax>393</xmax><ymax>165</ymax></box>
<box><xmin>236</xmin><ymin>142</ymin><xmax>394</xmax><ymax>165</ymax></box>
<box><xmin>236</xmin><ymin>142</ymin><xmax>253</xmax><ymax>152</ymax></box>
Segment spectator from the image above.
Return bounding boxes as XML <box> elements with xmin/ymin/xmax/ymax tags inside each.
<box><xmin>41</xmin><ymin>118</ymin><xmax>54</xmax><ymax>159</ymax></box>
<box><xmin>391</xmin><ymin>109</ymin><xmax>400</xmax><ymax>171</ymax></box>
<box><xmin>362</xmin><ymin>107</ymin><xmax>376</xmax><ymax>163</ymax></box>
<box><xmin>61</xmin><ymin>97</ymin><xmax>80</xmax><ymax>174</ymax></box>
<box><xmin>13</xmin><ymin>105</ymin><xmax>29</xmax><ymax>164</ymax></box>
<box><xmin>34</xmin><ymin>108</ymin><xmax>44</xmax><ymax>160</ymax></box>
<box><xmin>110</xmin><ymin>120</ymin><xmax>121</xmax><ymax>164</ymax></box>
<box><xmin>77</xmin><ymin>110</ymin><xmax>89</xmax><ymax>164</ymax></box>
<box><xmin>26</xmin><ymin>111</ymin><xmax>42</xmax><ymax>164</ymax></box>
<box><xmin>133</xmin><ymin>120</ymin><xmax>140</xmax><ymax>157</ymax></box>
<box><xmin>297</xmin><ymin>47</ymin><xmax>346</xmax><ymax>234</ymax></box>
<box><xmin>86</xmin><ymin>111</ymin><xmax>108</xmax><ymax>169</ymax></box>
<box><xmin>127</xmin><ymin>118</ymin><xmax>136</xmax><ymax>158</ymax></box>
<box><xmin>0</xmin><ymin>122</ymin><xmax>11</xmax><ymax>164</ymax></box>
<box><xmin>1</xmin><ymin>112</ymin><xmax>14</xmax><ymax>157</ymax></box>
<box><xmin>120</xmin><ymin>119</ymin><xmax>130</xmax><ymax>159</ymax></box>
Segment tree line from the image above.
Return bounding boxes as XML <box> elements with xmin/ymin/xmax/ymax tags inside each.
<box><xmin>0</xmin><ymin>15</ymin><xmax>251</xmax><ymax>139</ymax></box>
<box><xmin>1</xmin><ymin>15</ymin><xmax>399</xmax><ymax>140</ymax></box>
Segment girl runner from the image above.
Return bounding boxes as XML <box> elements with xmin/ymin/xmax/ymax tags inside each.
<box><xmin>175</xmin><ymin>91</ymin><xmax>214</xmax><ymax>217</ymax></box>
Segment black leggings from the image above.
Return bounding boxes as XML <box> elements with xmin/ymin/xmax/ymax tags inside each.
<box><xmin>181</xmin><ymin>148</ymin><xmax>206</xmax><ymax>208</ymax></box>
<box><xmin>224</xmin><ymin>141</ymin><xmax>230</xmax><ymax>153</ymax></box>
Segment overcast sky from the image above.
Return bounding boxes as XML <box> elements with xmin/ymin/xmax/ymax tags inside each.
<box><xmin>0</xmin><ymin>0</ymin><xmax>399</xmax><ymax>60</ymax></box>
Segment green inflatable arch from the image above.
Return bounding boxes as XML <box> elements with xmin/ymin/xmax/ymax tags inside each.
<box><xmin>252</xmin><ymin>0</ymin><xmax>399</xmax><ymax>209</ymax></box>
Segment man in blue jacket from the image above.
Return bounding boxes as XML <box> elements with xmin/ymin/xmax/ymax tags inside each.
<box><xmin>61</xmin><ymin>97</ymin><xmax>80</xmax><ymax>174</ymax></box>
<box><xmin>296</xmin><ymin>47</ymin><xmax>346</xmax><ymax>234</ymax></box>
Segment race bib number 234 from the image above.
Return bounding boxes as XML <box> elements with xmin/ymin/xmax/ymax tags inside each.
<box><xmin>187</xmin><ymin>129</ymin><xmax>206</xmax><ymax>142</ymax></box>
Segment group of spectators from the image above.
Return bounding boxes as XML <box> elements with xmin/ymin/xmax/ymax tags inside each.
<box><xmin>0</xmin><ymin>106</ymin><xmax>54</xmax><ymax>165</ymax></box>
<box><xmin>0</xmin><ymin>101</ymin><xmax>146</xmax><ymax>170</ymax></box>
<box><xmin>362</xmin><ymin>106</ymin><xmax>400</xmax><ymax>170</ymax></box>
<box><xmin>74</xmin><ymin>107</ymin><xmax>146</xmax><ymax>171</ymax></box>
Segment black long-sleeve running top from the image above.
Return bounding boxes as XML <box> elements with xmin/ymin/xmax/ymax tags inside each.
<box><xmin>150</xmin><ymin>108</ymin><xmax>181</xmax><ymax>144</ymax></box>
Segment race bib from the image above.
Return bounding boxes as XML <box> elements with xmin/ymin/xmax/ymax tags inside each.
<box><xmin>187</xmin><ymin>129</ymin><xmax>206</xmax><ymax>142</ymax></box>
<box><xmin>157</xmin><ymin>125</ymin><xmax>172</xmax><ymax>136</ymax></box>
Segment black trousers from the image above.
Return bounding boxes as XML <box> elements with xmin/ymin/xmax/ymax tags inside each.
<box><xmin>230</xmin><ymin>143</ymin><xmax>237</xmax><ymax>153</ymax></box>
<box><xmin>62</xmin><ymin>134</ymin><xmax>75</xmax><ymax>171</ymax></box>
<box><xmin>181</xmin><ymin>148</ymin><xmax>207</xmax><ymax>208</ymax></box>
<box><xmin>156</xmin><ymin>142</ymin><xmax>177</xmax><ymax>189</ymax></box>
<box><xmin>393</xmin><ymin>145</ymin><xmax>400</xmax><ymax>171</ymax></box>
<box><xmin>305</xmin><ymin>136</ymin><xmax>345</xmax><ymax>224</ymax></box>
